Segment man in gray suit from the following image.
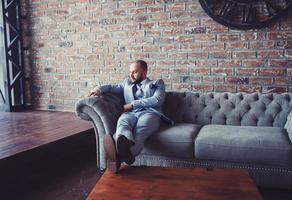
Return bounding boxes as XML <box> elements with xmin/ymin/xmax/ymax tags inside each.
<box><xmin>88</xmin><ymin>60</ymin><xmax>173</xmax><ymax>173</ymax></box>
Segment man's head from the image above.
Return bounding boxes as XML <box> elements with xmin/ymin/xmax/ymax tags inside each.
<box><xmin>129</xmin><ymin>60</ymin><xmax>148</xmax><ymax>84</ymax></box>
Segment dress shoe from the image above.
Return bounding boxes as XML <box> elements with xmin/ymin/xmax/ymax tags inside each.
<box><xmin>103</xmin><ymin>134</ymin><xmax>121</xmax><ymax>173</ymax></box>
<box><xmin>116</xmin><ymin>135</ymin><xmax>135</xmax><ymax>165</ymax></box>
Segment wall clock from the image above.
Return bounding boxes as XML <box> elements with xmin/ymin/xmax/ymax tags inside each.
<box><xmin>199</xmin><ymin>0</ymin><xmax>292</xmax><ymax>30</ymax></box>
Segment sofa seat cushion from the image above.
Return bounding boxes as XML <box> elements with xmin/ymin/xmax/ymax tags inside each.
<box><xmin>195</xmin><ymin>125</ymin><xmax>292</xmax><ymax>167</ymax></box>
<box><xmin>141</xmin><ymin>123</ymin><xmax>201</xmax><ymax>158</ymax></box>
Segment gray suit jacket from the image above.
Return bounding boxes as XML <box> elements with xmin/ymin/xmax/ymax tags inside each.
<box><xmin>97</xmin><ymin>78</ymin><xmax>174</xmax><ymax>125</ymax></box>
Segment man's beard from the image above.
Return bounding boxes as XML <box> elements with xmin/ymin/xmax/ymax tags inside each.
<box><xmin>131</xmin><ymin>76</ymin><xmax>145</xmax><ymax>84</ymax></box>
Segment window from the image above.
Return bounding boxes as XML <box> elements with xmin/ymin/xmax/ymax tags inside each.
<box><xmin>0</xmin><ymin>0</ymin><xmax>25</xmax><ymax>111</ymax></box>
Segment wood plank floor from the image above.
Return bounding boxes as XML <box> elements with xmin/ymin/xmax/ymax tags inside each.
<box><xmin>0</xmin><ymin>110</ymin><xmax>93</xmax><ymax>160</ymax></box>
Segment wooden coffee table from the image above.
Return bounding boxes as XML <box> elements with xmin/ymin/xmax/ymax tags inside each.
<box><xmin>87</xmin><ymin>166</ymin><xmax>262</xmax><ymax>200</ymax></box>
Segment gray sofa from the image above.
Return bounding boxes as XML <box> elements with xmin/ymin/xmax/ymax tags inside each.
<box><xmin>75</xmin><ymin>92</ymin><xmax>292</xmax><ymax>189</ymax></box>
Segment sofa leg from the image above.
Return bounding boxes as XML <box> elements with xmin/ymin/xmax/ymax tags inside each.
<box><xmin>206</xmin><ymin>167</ymin><xmax>214</xmax><ymax>171</ymax></box>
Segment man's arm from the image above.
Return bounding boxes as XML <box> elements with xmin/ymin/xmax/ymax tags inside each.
<box><xmin>131</xmin><ymin>79</ymin><xmax>165</xmax><ymax>109</ymax></box>
<box><xmin>88</xmin><ymin>79</ymin><xmax>126</xmax><ymax>97</ymax></box>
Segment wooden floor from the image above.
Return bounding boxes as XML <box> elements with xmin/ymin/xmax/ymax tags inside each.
<box><xmin>0</xmin><ymin>110</ymin><xmax>93</xmax><ymax>160</ymax></box>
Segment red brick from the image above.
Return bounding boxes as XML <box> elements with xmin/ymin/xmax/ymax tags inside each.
<box><xmin>241</xmin><ymin>32</ymin><xmax>266</xmax><ymax>41</ymax></box>
<box><xmin>202</xmin><ymin>43</ymin><xmax>224</xmax><ymax>50</ymax></box>
<box><xmin>180</xmin><ymin>44</ymin><xmax>201</xmax><ymax>51</ymax></box>
<box><xmin>141</xmin><ymin>22</ymin><xmax>155</xmax><ymax>29</ymax></box>
<box><xmin>238</xmin><ymin>86</ymin><xmax>262</xmax><ymax>93</ymax></box>
<box><xmin>192</xmin><ymin>84</ymin><xmax>213</xmax><ymax>92</ymax></box>
<box><xmin>196</xmin><ymin>60</ymin><xmax>217</xmax><ymax>67</ymax></box>
<box><xmin>178</xmin><ymin>19</ymin><xmax>200</xmax><ymax>27</ymax></box>
<box><xmin>258</xmin><ymin>50</ymin><xmax>284</xmax><ymax>58</ymax></box>
<box><xmin>168</xmin><ymin>52</ymin><xmax>188</xmax><ymax>59</ymax></box>
<box><xmin>174</xmin><ymin>35</ymin><xmax>193</xmax><ymax>43</ymax></box>
<box><xmin>163</xmin><ymin>28</ymin><xmax>183</xmax><ymax>35</ymax></box>
<box><xmin>137</xmin><ymin>0</ymin><xmax>154</xmax><ymax>6</ymax></box>
<box><xmin>159</xmin><ymin>21</ymin><xmax>178</xmax><ymax>28</ymax></box>
<box><xmin>269</xmin><ymin>60</ymin><xmax>292</xmax><ymax>68</ymax></box>
<box><xmin>176</xmin><ymin>60</ymin><xmax>196</xmax><ymax>67</ymax></box>
<box><xmin>260</xmin><ymin>69</ymin><xmax>286</xmax><ymax>76</ymax></box>
<box><xmin>161</xmin><ymin>45</ymin><xmax>179</xmax><ymax>52</ymax></box>
<box><xmin>143</xmin><ymin>45</ymin><xmax>160</xmax><ymax>52</ymax></box>
<box><xmin>226</xmin><ymin>42</ymin><xmax>248</xmax><ymax>50</ymax></box>
<box><xmin>156</xmin><ymin>61</ymin><xmax>175</xmax><ymax>67</ymax></box>
<box><xmin>217</xmin><ymin>34</ymin><xmax>241</xmax><ymax>42</ymax></box>
<box><xmin>209</xmin><ymin>51</ymin><xmax>231</xmax><ymax>59</ymax></box>
<box><xmin>169</xmin><ymin>67</ymin><xmax>189</xmax><ymax>74</ymax></box>
<box><xmin>202</xmin><ymin>76</ymin><xmax>224</xmax><ymax>83</ymax></box>
<box><xmin>151</xmin><ymin>13</ymin><xmax>170</xmax><ymax>20</ymax></box>
<box><xmin>250</xmin><ymin>77</ymin><xmax>273</xmax><ymax>85</ymax></box>
<box><xmin>171</xmin><ymin>11</ymin><xmax>191</xmax><ymax>19</ymax></box>
<box><xmin>250</xmin><ymin>41</ymin><xmax>274</xmax><ymax>49</ymax></box>
<box><xmin>118</xmin><ymin>1</ymin><xmax>135</xmax><ymax>8</ymax></box>
<box><xmin>268</xmin><ymin>32</ymin><xmax>292</xmax><ymax>40</ymax></box>
<box><xmin>173</xmin><ymin>83</ymin><xmax>192</xmax><ymax>91</ymax></box>
<box><xmin>285</xmin><ymin>50</ymin><xmax>292</xmax><ymax>57</ymax></box>
<box><xmin>242</xmin><ymin>60</ymin><xmax>265</xmax><ymax>68</ymax></box>
<box><xmin>146</xmin><ymin>30</ymin><xmax>161</xmax><ymax>36</ymax></box>
<box><xmin>195</xmin><ymin>34</ymin><xmax>216</xmax><ymax>42</ymax></box>
<box><xmin>214</xmin><ymin>85</ymin><xmax>236</xmax><ymax>92</ymax></box>
<box><xmin>218</xmin><ymin>60</ymin><xmax>241</xmax><ymax>68</ymax></box>
<box><xmin>191</xmin><ymin>68</ymin><xmax>210</xmax><ymax>75</ymax></box>
<box><xmin>130</xmin><ymin>8</ymin><xmax>147</xmax><ymax>14</ymax></box>
<box><xmin>212</xmin><ymin>68</ymin><xmax>233</xmax><ymax>76</ymax></box>
<box><xmin>188</xmin><ymin>52</ymin><xmax>208</xmax><ymax>59</ymax></box>
<box><xmin>232</xmin><ymin>51</ymin><xmax>257</xmax><ymax>59</ymax></box>
<box><xmin>148</xmin><ymin>6</ymin><xmax>164</xmax><ymax>13</ymax></box>
<box><xmin>166</xmin><ymin>3</ymin><xmax>185</xmax><ymax>11</ymax></box>
<box><xmin>262</xmin><ymin>86</ymin><xmax>288</xmax><ymax>93</ymax></box>
<box><xmin>148</xmin><ymin>53</ymin><xmax>167</xmax><ymax>59</ymax></box>
<box><xmin>225</xmin><ymin>77</ymin><xmax>249</xmax><ymax>84</ymax></box>
<box><xmin>274</xmin><ymin>77</ymin><xmax>292</xmax><ymax>85</ymax></box>
<box><xmin>236</xmin><ymin>68</ymin><xmax>259</xmax><ymax>76</ymax></box>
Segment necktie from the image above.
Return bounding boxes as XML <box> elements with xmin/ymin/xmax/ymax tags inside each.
<box><xmin>133</xmin><ymin>84</ymin><xmax>143</xmax><ymax>100</ymax></box>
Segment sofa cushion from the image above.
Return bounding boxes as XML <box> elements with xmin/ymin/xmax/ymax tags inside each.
<box><xmin>284</xmin><ymin>110</ymin><xmax>292</xmax><ymax>142</ymax></box>
<box><xmin>195</xmin><ymin>125</ymin><xmax>292</xmax><ymax>167</ymax></box>
<box><xmin>141</xmin><ymin>123</ymin><xmax>201</xmax><ymax>158</ymax></box>
<box><xmin>163</xmin><ymin>92</ymin><xmax>292</xmax><ymax>128</ymax></box>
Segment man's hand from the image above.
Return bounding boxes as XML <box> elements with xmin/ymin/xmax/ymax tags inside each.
<box><xmin>123</xmin><ymin>103</ymin><xmax>133</xmax><ymax>112</ymax></box>
<box><xmin>88</xmin><ymin>89</ymin><xmax>102</xmax><ymax>97</ymax></box>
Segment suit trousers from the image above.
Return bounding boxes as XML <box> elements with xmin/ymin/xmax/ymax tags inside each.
<box><xmin>114</xmin><ymin>110</ymin><xmax>161</xmax><ymax>156</ymax></box>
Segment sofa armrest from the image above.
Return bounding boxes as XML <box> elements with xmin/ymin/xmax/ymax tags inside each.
<box><xmin>76</xmin><ymin>93</ymin><xmax>124</xmax><ymax>134</ymax></box>
<box><xmin>75</xmin><ymin>93</ymin><xmax>124</xmax><ymax>169</ymax></box>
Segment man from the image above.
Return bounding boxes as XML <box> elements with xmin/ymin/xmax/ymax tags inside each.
<box><xmin>88</xmin><ymin>60</ymin><xmax>173</xmax><ymax>173</ymax></box>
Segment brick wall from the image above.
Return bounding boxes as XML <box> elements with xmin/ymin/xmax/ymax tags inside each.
<box><xmin>21</xmin><ymin>0</ymin><xmax>292</xmax><ymax>111</ymax></box>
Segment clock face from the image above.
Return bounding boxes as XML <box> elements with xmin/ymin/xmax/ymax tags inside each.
<box><xmin>199</xmin><ymin>0</ymin><xmax>292</xmax><ymax>29</ymax></box>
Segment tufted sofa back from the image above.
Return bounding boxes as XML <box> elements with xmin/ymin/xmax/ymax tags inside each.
<box><xmin>162</xmin><ymin>92</ymin><xmax>292</xmax><ymax>128</ymax></box>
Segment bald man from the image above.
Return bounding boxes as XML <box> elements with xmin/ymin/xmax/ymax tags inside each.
<box><xmin>88</xmin><ymin>60</ymin><xmax>173</xmax><ymax>173</ymax></box>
